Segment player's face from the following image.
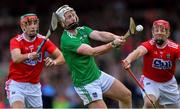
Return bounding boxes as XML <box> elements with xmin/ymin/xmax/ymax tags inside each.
<box><xmin>64</xmin><ymin>11</ymin><xmax>77</xmax><ymax>25</ymax></box>
<box><xmin>63</xmin><ymin>10</ymin><xmax>79</xmax><ymax>30</ymax></box>
<box><xmin>152</xmin><ymin>24</ymin><xmax>169</xmax><ymax>46</ymax></box>
<box><xmin>152</xmin><ymin>24</ymin><xmax>169</xmax><ymax>38</ymax></box>
<box><xmin>21</xmin><ymin>16</ymin><xmax>39</xmax><ymax>37</ymax></box>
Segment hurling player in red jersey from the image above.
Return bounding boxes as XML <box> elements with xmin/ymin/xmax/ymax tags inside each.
<box><xmin>5</xmin><ymin>13</ymin><xmax>65</xmax><ymax>108</ymax></box>
<box><xmin>122</xmin><ymin>20</ymin><xmax>180</xmax><ymax>108</ymax></box>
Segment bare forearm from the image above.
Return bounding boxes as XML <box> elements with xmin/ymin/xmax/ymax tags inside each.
<box><xmin>54</xmin><ymin>56</ymin><xmax>65</xmax><ymax>65</ymax></box>
<box><xmin>11</xmin><ymin>48</ymin><xmax>39</xmax><ymax>63</ymax></box>
<box><xmin>12</xmin><ymin>53</ymin><xmax>29</xmax><ymax>63</ymax></box>
<box><xmin>51</xmin><ymin>48</ymin><xmax>65</xmax><ymax>65</ymax></box>
<box><xmin>125</xmin><ymin>50</ymin><xmax>141</xmax><ymax>63</ymax></box>
<box><xmin>90</xmin><ymin>31</ymin><xmax>119</xmax><ymax>42</ymax></box>
<box><xmin>78</xmin><ymin>37</ymin><xmax>125</xmax><ymax>56</ymax></box>
<box><xmin>99</xmin><ymin>32</ymin><xmax>115</xmax><ymax>42</ymax></box>
<box><xmin>92</xmin><ymin>42</ymin><xmax>113</xmax><ymax>56</ymax></box>
<box><xmin>125</xmin><ymin>46</ymin><xmax>146</xmax><ymax>63</ymax></box>
<box><xmin>77</xmin><ymin>43</ymin><xmax>113</xmax><ymax>56</ymax></box>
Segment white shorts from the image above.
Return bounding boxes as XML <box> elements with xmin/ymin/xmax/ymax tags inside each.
<box><xmin>74</xmin><ymin>71</ymin><xmax>115</xmax><ymax>105</ymax></box>
<box><xmin>5</xmin><ymin>79</ymin><xmax>42</xmax><ymax>108</ymax></box>
<box><xmin>140</xmin><ymin>75</ymin><xmax>180</xmax><ymax>105</ymax></box>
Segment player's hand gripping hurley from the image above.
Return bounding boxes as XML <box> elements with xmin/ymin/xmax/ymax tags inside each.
<box><xmin>37</xmin><ymin>13</ymin><xmax>58</xmax><ymax>53</ymax></box>
<box><xmin>112</xmin><ymin>17</ymin><xmax>137</xmax><ymax>48</ymax></box>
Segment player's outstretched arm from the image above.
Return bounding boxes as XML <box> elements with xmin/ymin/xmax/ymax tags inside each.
<box><xmin>89</xmin><ymin>30</ymin><xmax>121</xmax><ymax>42</ymax></box>
<box><xmin>11</xmin><ymin>48</ymin><xmax>38</xmax><ymax>63</ymax></box>
<box><xmin>51</xmin><ymin>48</ymin><xmax>65</xmax><ymax>65</ymax></box>
<box><xmin>44</xmin><ymin>48</ymin><xmax>65</xmax><ymax>66</ymax></box>
<box><xmin>122</xmin><ymin>46</ymin><xmax>147</xmax><ymax>69</ymax></box>
<box><xmin>77</xmin><ymin>38</ymin><xmax>125</xmax><ymax>56</ymax></box>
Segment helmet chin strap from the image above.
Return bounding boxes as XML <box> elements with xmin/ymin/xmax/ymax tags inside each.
<box><xmin>66</xmin><ymin>22</ymin><xmax>79</xmax><ymax>30</ymax></box>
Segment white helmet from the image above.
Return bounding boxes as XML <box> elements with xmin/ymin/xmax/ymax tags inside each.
<box><xmin>55</xmin><ymin>5</ymin><xmax>74</xmax><ymax>22</ymax></box>
<box><xmin>55</xmin><ymin>5</ymin><xmax>79</xmax><ymax>29</ymax></box>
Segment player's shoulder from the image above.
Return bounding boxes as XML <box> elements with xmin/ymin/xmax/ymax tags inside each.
<box><xmin>167</xmin><ymin>39</ymin><xmax>179</xmax><ymax>49</ymax></box>
<box><xmin>140</xmin><ymin>39</ymin><xmax>155</xmax><ymax>52</ymax></box>
<box><xmin>11</xmin><ymin>34</ymin><xmax>23</xmax><ymax>42</ymax></box>
<box><xmin>36</xmin><ymin>34</ymin><xmax>46</xmax><ymax>39</ymax></box>
<box><xmin>77</xmin><ymin>26</ymin><xmax>92</xmax><ymax>31</ymax></box>
<box><xmin>141</xmin><ymin>39</ymin><xmax>154</xmax><ymax>46</ymax></box>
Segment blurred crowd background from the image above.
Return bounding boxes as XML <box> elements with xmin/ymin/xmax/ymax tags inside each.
<box><xmin>0</xmin><ymin>0</ymin><xmax>180</xmax><ymax>108</ymax></box>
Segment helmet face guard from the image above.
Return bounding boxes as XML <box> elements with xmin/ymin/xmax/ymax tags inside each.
<box><xmin>152</xmin><ymin>20</ymin><xmax>170</xmax><ymax>46</ymax></box>
<box><xmin>20</xmin><ymin>13</ymin><xmax>39</xmax><ymax>36</ymax></box>
<box><xmin>55</xmin><ymin>5</ymin><xmax>79</xmax><ymax>30</ymax></box>
<box><xmin>152</xmin><ymin>20</ymin><xmax>170</xmax><ymax>38</ymax></box>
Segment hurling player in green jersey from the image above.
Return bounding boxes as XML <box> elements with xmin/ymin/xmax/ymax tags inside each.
<box><xmin>55</xmin><ymin>5</ymin><xmax>132</xmax><ymax>108</ymax></box>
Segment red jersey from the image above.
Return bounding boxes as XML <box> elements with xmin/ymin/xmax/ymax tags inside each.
<box><xmin>9</xmin><ymin>33</ymin><xmax>56</xmax><ymax>84</ymax></box>
<box><xmin>141</xmin><ymin>39</ymin><xmax>180</xmax><ymax>82</ymax></box>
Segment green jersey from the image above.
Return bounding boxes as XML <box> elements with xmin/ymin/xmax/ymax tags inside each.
<box><xmin>61</xmin><ymin>26</ymin><xmax>101</xmax><ymax>87</ymax></box>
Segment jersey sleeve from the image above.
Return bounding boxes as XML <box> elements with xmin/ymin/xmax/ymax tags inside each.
<box><xmin>141</xmin><ymin>41</ymin><xmax>152</xmax><ymax>52</ymax></box>
<box><xmin>83</xmin><ymin>26</ymin><xmax>93</xmax><ymax>37</ymax></box>
<box><xmin>10</xmin><ymin>38</ymin><xmax>20</xmax><ymax>51</ymax></box>
<box><xmin>45</xmin><ymin>39</ymin><xmax>57</xmax><ymax>54</ymax></box>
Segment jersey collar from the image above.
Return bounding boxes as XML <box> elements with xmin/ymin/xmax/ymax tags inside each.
<box><xmin>156</xmin><ymin>40</ymin><xmax>168</xmax><ymax>49</ymax></box>
<box><xmin>65</xmin><ymin>29</ymin><xmax>77</xmax><ymax>38</ymax></box>
<box><xmin>22</xmin><ymin>33</ymin><xmax>37</xmax><ymax>42</ymax></box>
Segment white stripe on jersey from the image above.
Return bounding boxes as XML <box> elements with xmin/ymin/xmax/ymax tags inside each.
<box><xmin>36</xmin><ymin>34</ymin><xmax>49</xmax><ymax>41</ymax></box>
<box><xmin>15</xmin><ymin>34</ymin><xmax>23</xmax><ymax>42</ymax></box>
<box><xmin>149</xmin><ymin>39</ymin><xmax>178</xmax><ymax>49</ymax></box>
<box><xmin>149</xmin><ymin>39</ymin><xmax>155</xmax><ymax>45</ymax></box>
<box><xmin>167</xmin><ymin>40</ymin><xmax>178</xmax><ymax>49</ymax></box>
<box><xmin>15</xmin><ymin>33</ymin><xmax>48</xmax><ymax>42</ymax></box>
<box><xmin>36</xmin><ymin>34</ymin><xmax>45</xmax><ymax>39</ymax></box>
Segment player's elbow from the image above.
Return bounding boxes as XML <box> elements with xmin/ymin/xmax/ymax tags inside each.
<box><xmin>54</xmin><ymin>55</ymin><xmax>65</xmax><ymax>65</ymax></box>
<box><xmin>61</xmin><ymin>58</ymin><xmax>65</xmax><ymax>64</ymax></box>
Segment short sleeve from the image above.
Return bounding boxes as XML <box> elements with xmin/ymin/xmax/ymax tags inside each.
<box><xmin>141</xmin><ymin>41</ymin><xmax>153</xmax><ymax>52</ymax></box>
<box><xmin>45</xmin><ymin>39</ymin><xmax>57</xmax><ymax>54</ymax></box>
<box><xmin>83</xmin><ymin>26</ymin><xmax>93</xmax><ymax>37</ymax></box>
<box><xmin>10</xmin><ymin>38</ymin><xmax>20</xmax><ymax>51</ymax></box>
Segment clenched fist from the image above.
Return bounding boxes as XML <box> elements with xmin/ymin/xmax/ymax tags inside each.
<box><xmin>122</xmin><ymin>59</ymin><xmax>131</xmax><ymax>69</ymax></box>
<box><xmin>111</xmin><ymin>37</ymin><xmax>126</xmax><ymax>48</ymax></box>
<box><xmin>44</xmin><ymin>57</ymin><xmax>56</xmax><ymax>67</ymax></box>
<box><xmin>28</xmin><ymin>52</ymin><xmax>39</xmax><ymax>60</ymax></box>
